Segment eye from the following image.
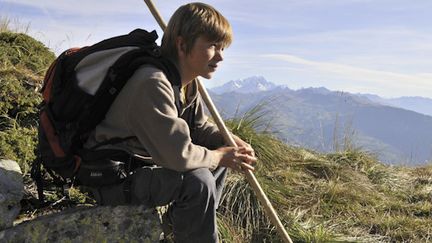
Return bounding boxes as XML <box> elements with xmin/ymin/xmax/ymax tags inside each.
<box><xmin>211</xmin><ymin>43</ymin><xmax>224</xmax><ymax>51</ymax></box>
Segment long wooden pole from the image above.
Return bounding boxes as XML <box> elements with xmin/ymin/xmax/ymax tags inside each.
<box><xmin>143</xmin><ymin>1</ymin><xmax>293</xmax><ymax>242</ymax></box>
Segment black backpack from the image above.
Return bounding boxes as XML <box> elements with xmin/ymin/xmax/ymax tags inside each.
<box><xmin>31</xmin><ymin>29</ymin><xmax>180</xmax><ymax>201</ymax></box>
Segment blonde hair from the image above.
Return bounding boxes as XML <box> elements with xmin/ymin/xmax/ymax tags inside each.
<box><xmin>161</xmin><ymin>2</ymin><xmax>233</xmax><ymax>61</ymax></box>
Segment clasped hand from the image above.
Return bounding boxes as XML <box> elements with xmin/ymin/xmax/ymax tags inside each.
<box><xmin>217</xmin><ymin>145</ymin><xmax>257</xmax><ymax>172</ymax></box>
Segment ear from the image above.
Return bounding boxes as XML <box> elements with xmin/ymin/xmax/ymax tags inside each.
<box><xmin>176</xmin><ymin>36</ymin><xmax>187</xmax><ymax>58</ymax></box>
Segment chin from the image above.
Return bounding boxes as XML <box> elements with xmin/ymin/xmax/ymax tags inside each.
<box><xmin>200</xmin><ymin>73</ymin><xmax>213</xmax><ymax>79</ymax></box>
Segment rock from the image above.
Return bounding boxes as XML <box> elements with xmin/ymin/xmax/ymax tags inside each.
<box><xmin>0</xmin><ymin>159</ymin><xmax>24</xmax><ymax>231</ymax></box>
<box><xmin>0</xmin><ymin>205</ymin><xmax>162</xmax><ymax>242</ymax></box>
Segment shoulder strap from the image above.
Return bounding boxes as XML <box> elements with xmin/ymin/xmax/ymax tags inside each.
<box><xmin>63</xmin><ymin>29</ymin><xmax>159</xmax><ymax>69</ymax></box>
<box><xmin>79</xmin><ymin>48</ymin><xmax>181</xmax><ymax>135</ymax></box>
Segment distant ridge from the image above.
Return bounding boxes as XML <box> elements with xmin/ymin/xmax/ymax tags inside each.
<box><xmin>359</xmin><ymin>94</ymin><xmax>432</xmax><ymax>117</ymax></box>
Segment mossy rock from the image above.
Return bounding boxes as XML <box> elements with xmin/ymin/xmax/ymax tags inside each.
<box><xmin>0</xmin><ymin>205</ymin><xmax>162</xmax><ymax>243</ymax></box>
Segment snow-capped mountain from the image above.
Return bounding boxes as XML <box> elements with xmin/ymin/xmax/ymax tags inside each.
<box><xmin>211</xmin><ymin>76</ymin><xmax>279</xmax><ymax>94</ymax></box>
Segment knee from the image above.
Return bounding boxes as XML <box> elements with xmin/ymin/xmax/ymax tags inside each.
<box><xmin>183</xmin><ymin>168</ymin><xmax>216</xmax><ymax>200</ymax></box>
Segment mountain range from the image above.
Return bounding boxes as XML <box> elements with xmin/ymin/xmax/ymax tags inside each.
<box><xmin>209</xmin><ymin>77</ymin><xmax>432</xmax><ymax>165</ymax></box>
<box><xmin>211</xmin><ymin>76</ymin><xmax>279</xmax><ymax>94</ymax></box>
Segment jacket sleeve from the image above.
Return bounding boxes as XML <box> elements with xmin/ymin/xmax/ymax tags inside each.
<box><xmin>190</xmin><ymin>95</ymin><xmax>226</xmax><ymax>149</ymax></box>
<box><xmin>124</xmin><ymin>68</ymin><xmax>219</xmax><ymax>172</ymax></box>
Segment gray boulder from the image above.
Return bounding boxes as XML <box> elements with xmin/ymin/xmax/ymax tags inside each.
<box><xmin>0</xmin><ymin>159</ymin><xmax>24</xmax><ymax>231</ymax></box>
<box><xmin>0</xmin><ymin>205</ymin><xmax>162</xmax><ymax>242</ymax></box>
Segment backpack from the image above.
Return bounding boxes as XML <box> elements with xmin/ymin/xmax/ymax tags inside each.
<box><xmin>31</xmin><ymin>29</ymin><xmax>181</xmax><ymax>201</ymax></box>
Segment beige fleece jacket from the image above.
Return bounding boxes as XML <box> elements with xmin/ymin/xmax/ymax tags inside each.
<box><xmin>84</xmin><ymin>65</ymin><xmax>225</xmax><ymax>172</ymax></box>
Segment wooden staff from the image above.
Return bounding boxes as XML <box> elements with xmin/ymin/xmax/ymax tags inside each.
<box><xmin>143</xmin><ymin>1</ymin><xmax>293</xmax><ymax>242</ymax></box>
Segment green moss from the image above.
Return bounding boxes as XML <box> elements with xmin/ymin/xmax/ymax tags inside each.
<box><xmin>0</xmin><ymin>125</ymin><xmax>37</xmax><ymax>174</ymax></box>
<box><xmin>0</xmin><ymin>31</ymin><xmax>55</xmax><ymax>75</ymax></box>
<box><xmin>0</xmin><ymin>68</ymin><xmax>41</xmax><ymax>129</ymax></box>
<box><xmin>0</xmin><ymin>32</ymin><xmax>55</xmax><ymax>175</ymax></box>
<box><xmin>68</xmin><ymin>187</ymin><xmax>96</xmax><ymax>205</ymax></box>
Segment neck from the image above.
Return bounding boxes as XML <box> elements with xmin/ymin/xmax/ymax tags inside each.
<box><xmin>179</xmin><ymin>67</ymin><xmax>196</xmax><ymax>87</ymax></box>
<box><xmin>173</xmin><ymin>58</ymin><xmax>195</xmax><ymax>87</ymax></box>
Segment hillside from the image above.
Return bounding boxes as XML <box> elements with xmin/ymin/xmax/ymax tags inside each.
<box><xmin>224</xmin><ymin>117</ymin><xmax>432</xmax><ymax>242</ymax></box>
<box><xmin>210</xmin><ymin>81</ymin><xmax>432</xmax><ymax>165</ymax></box>
<box><xmin>1</xmin><ymin>31</ymin><xmax>432</xmax><ymax>242</ymax></box>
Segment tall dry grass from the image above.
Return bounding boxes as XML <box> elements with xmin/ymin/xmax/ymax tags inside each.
<box><xmin>0</xmin><ymin>16</ymin><xmax>30</xmax><ymax>33</ymax></box>
<box><xmin>218</xmin><ymin>104</ymin><xmax>432</xmax><ymax>242</ymax></box>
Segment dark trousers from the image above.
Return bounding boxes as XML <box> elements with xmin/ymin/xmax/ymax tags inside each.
<box><xmin>87</xmin><ymin>166</ymin><xmax>228</xmax><ymax>243</ymax></box>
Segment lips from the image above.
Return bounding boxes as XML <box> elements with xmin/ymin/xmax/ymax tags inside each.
<box><xmin>209</xmin><ymin>64</ymin><xmax>218</xmax><ymax>69</ymax></box>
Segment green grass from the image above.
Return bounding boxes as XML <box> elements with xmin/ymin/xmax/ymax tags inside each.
<box><xmin>0</xmin><ymin>30</ymin><xmax>54</xmax><ymax>173</ymax></box>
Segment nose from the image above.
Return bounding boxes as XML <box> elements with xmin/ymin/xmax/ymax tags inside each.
<box><xmin>215</xmin><ymin>49</ymin><xmax>224</xmax><ymax>62</ymax></box>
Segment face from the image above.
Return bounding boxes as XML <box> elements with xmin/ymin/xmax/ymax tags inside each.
<box><xmin>178</xmin><ymin>36</ymin><xmax>224</xmax><ymax>83</ymax></box>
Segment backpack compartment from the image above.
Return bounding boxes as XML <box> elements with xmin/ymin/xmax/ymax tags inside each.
<box><xmin>75</xmin><ymin>149</ymin><xmax>130</xmax><ymax>186</ymax></box>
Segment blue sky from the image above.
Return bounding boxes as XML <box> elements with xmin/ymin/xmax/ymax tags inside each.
<box><xmin>1</xmin><ymin>0</ymin><xmax>432</xmax><ymax>98</ymax></box>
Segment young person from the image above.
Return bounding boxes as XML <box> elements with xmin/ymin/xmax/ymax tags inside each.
<box><xmin>84</xmin><ymin>2</ymin><xmax>256</xmax><ymax>242</ymax></box>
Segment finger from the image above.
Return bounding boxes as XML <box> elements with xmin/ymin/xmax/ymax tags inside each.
<box><xmin>237</xmin><ymin>146</ymin><xmax>255</xmax><ymax>157</ymax></box>
<box><xmin>232</xmin><ymin>158</ymin><xmax>254</xmax><ymax>171</ymax></box>
<box><xmin>241</xmin><ymin>155</ymin><xmax>257</xmax><ymax>167</ymax></box>
<box><xmin>234</xmin><ymin>159</ymin><xmax>255</xmax><ymax>171</ymax></box>
<box><xmin>230</xmin><ymin>161</ymin><xmax>245</xmax><ymax>173</ymax></box>
<box><xmin>240</xmin><ymin>161</ymin><xmax>254</xmax><ymax>171</ymax></box>
<box><xmin>236</xmin><ymin>154</ymin><xmax>257</xmax><ymax>164</ymax></box>
<box><xmin>238</xmin><ymin>146</ymin><xmax>253</xmax><ymax>153</ymax></box>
